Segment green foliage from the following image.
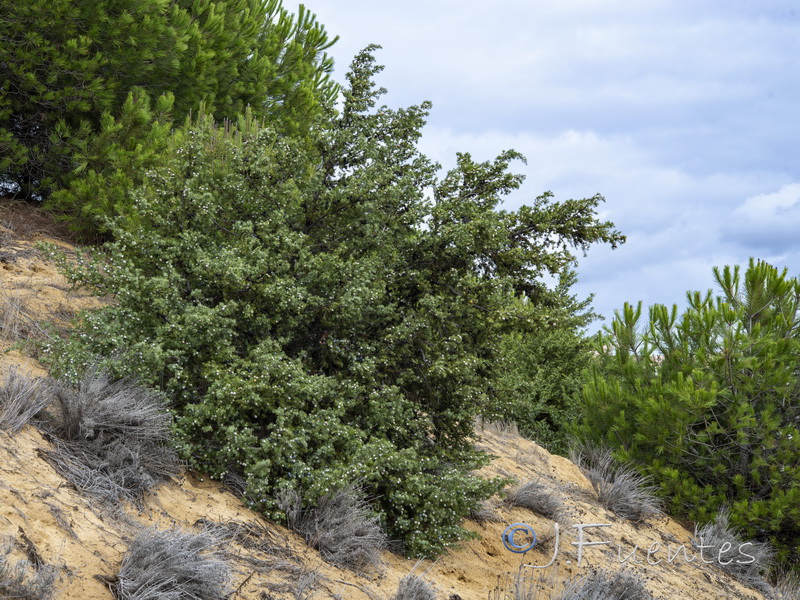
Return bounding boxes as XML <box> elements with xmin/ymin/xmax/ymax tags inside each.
<box><xmin>578</xmin><ymin>259</ymin><xmax>800</xmax><ymax>568</ymax></box>
<box><xmin>46</xmin><ymin>90</ymin><xmax>175</xmax><ymax>239</ymax></box>
<box><xmin>46</xmin><ymin>48</ymin><xmax>622</xmax><ymax>557</ymax></box>
<box><xmin>0</xmin><ymin>0</ymin><xmax>337</xmax><ymax>236</ymax></box>
<box><xmin>491</xmin><ymin>273</ymin><xmax>596</xmax><ymax>454</ymax></box>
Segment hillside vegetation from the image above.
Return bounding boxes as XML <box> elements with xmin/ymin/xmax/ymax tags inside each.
<box><xmin>1</xmin><ymin>0</ymin><xmax>798</xmax><ymax>592</ymax></box>
<box><xmin>0</xmin><ymin>232</ymin><xmax>779</xmax><ymax>598</ymax></box>
<box><xmin>37</xmin><ymin>47</ymin><xmax>622</xmax><ymax>557</ymax></box>
<box><xmin>579</xmin><ymin>261</ymin><xmax>800</xmax><ymax>567</ymax></box>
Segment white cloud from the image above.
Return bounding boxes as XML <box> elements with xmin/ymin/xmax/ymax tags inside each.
<box><xmin>415</xmin><ymin>125</ymin><xmax>798</xmax><ymax>328</ymax></box>
<box><xmin>723</xmin><ymin>184</ymin><xmax>800</xmax><ymax>252</ymax></box>
<box><xmin>732</xmin><ymin>183</ymin><xmax>800</xmax><ymax>218</ymax></box>
<box><xmin>418</xmin><ymin>126</ymin><xmax>778</xmax><ymax>227</ymax></box>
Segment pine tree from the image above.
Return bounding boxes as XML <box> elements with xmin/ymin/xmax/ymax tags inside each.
<box><xmin>0</xmin><ymin>0</ymin><xmax>337</xmax><ymax>235</ymax></box>
<box><xmin>578</xmin><ymin>259</ymin><xmax>800</xmax><ymax>568</ymax></box>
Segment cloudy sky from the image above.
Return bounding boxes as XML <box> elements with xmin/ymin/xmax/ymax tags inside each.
<box><xmin>307</xmin><ymin>0</ymin><xmax>800</xmax><ymax>332</ymax></box>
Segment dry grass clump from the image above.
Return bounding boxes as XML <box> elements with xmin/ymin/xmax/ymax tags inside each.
<box><xmin>194</xmin><ymin>517</ymin><xmax>300</xmax><ymax>571</ymax></box>
<box><xmin>0</xmin><ymin>198</ymin><xmax>77</xmax><ymax>242</ymax></box>
<box><xmin>488</xmin><ymin>567</ymin><xmax>558</xmax><ymax>600</ymax></box>
<box><xmin>0</xmin><ymin>291</ymin><xmax>47</xmax><ymax>349</ymax></box>
<box><xmin>693</xmin><ymin>507</ymin><xmax>774</xmax><ymax>591</ymax></box>
<box><xmin>278</xmin><ymin>487</ymin><xmax>386</xmax><ymax>575</ymax></box>
<box><xmin>44</xmin><ymin>367</ymin><xmax>180</xmax><ymax>503</ymax></box>
<box><xmin>554</xmin><ymin>569</ymin><xmax>654</xmax><ymax>600</ymax></box>
<box><xmin>479</xmin><ymin>418</ymin><xmax>521</xmax><ymax>438</ymax></box>
<box><xmin>0</xmin><ymin>536</ymin><xmax>58</xmax><ymax>600</ymax></box>
<box><xmin>570</xmin><ymin>443</ymin><xmax>661</xmax><ymax>522</ymax></box>
<box><xmin>195</xmin><ymin>518</ymin><xmax>287</xmax><ymax>556</ymax></box>
<box><xmin>505</xmin><ymin>479</ymin><xmax>564</xmax><ymax>521</ymax></box>
<box><xmin>772</xmin><ymin>570</ymin><xmax>800</xmax><ymax>600</ymax></box>
<box><xmin>260</xmin><ymin>565</ymin><xmax>320</xmax><ymax>600</ymax></box>
<box><xmin>392</xmin><ymin>572</ymin><xmax>437</xmax><ymax>600</ymax></box>
<box><xmin>0</xmin><ymin>293</ymin><xmax>26</xmax><ymax>345</ymax></box>
<box><xmin>114</xmin><ymin>527</ymin><xmax>230</xmax><ymax>600</ymax></box>
<box><xmin>291</xmin><ymin>566</ymin><xmax>319</xmax><ymax>600</ymax></box>
<box><xmin>195</xmin><ymin>518</ymin><xmax>318</xmax><ymax>599</ymax></box>
<box><xmin>0</xmin><ymin>367</ymin><xmax>51</xmax><ymax>433</ymax></box>
<box><xmin>470</xmin><ymin>499</ymin><xmax>503</xmax><ymax>524</ymax></box>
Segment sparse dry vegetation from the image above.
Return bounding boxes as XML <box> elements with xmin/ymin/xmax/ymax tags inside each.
<box><xmin>772</xmin><ymin>570</ymin><xmax>800</xmax><ymax>600</ymax></box>
<box><xmin>195</xmin><ymin>518</ymin><xmax>293</xmax><ymax>561</ymax></box>
<box><xmin>571</xmin><ymin>443</ymin><xmax>661</xmax><ymax>522</ymax></box>
<box><xmin>392</xmin><ymin>571</ymin><xmax>437</xmax><ymax>600</ymax></box>
<box><xmin>0</xmin><ymin>367</ymin><xmax>51</xmax><ymax>433</ymax></box>
<box><xmin>279</xmin><ymin>487</ymin><xmax>386</xmax><ymax>575</ymax></box>
<box><xmin>114</xmin><ymin>527</ymin><xmax>230</xmax><ymax>600</ymax></box>
<box><xmin>554</xmin><ymin>569</ymin><xmax>654</xmax><ymax>600</ymax></box>
<box><xmin>693</xmin><ymin>507</ymin><xmax>774</xmax><ymax>591</ymax></box>
<box><xmin>43</xmin><ymin>367</ymin><xmax>180</xmax><ymax>503</ymax></box>
<box><xmin>469</xmin><ymin>499</ymin><xmax>503</xmax><ymax>524</ymax></box>
<box><xmin>0</xmin><ymin>290</ymin><xmax>48</xmax><ymax>351</ymax></box>
<box><xmin>488</xmin><ymin>567</ymin><xmax>559</xmax><ymax>600</ymax></box>
<box><xmin>0</xmin><ymin>293</ymin><xmax>25</xmax><ymax>346</ymax></box>
<box><xmin>480</xmin><ymin>419</ymin><xmax>521</xmax><ymax>438</ymax></box>
<box><xmin>504</xmin><ymin>480</ymin><xmax>565</xmax><ymax>522</ymax></box>
<box><xmin>0</xmin><ymin>536</ymin><xmax>58</xmax><ymax>600</ymax></box>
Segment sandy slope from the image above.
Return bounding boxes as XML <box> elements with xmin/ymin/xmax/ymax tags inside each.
<box><xmin>0</xmin><ymin>209</ymin><xmax>770</xmax><ymax>600</ymax></box>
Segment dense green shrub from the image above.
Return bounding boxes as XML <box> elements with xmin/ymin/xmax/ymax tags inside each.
<box><xmin>578</xmin><ymin>259</ymin><xmax>800</xmax><ymax>568</ymax></box>
<box><xmin>0</xmin><ymin>0</ymin><xmax>337</xmax><ymax>236</ymax></box>
<box><xmin>491</xmin><ymin>276</ymin><xmax>595</xmax><ymax>454</ymax></box>
<box><xmin>46</xmin><ymin>48</ymin><xmax>622</xmax><ymax>557</ymax></box>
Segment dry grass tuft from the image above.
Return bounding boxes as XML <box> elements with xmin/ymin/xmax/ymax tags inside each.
<box><xmin>479</xmin><ymin>418</ymin><xmax>520</xmax><ymax>438</ymax></box>
<box><xmin>278</xmin><ymin>487</ymin><xmax>386</xmax><ymax>575</ymax></box>
<box><xmin>470</xmin><ymin>499</ymin><xmax>503</xmax><ymax>524</ymax></box>
<box><xmin>263</xmin><ymin>564</ymin><xmax>321</xmax><ymax>600</ymax></box>
<box><xmin>43</xmin><ymin>367</ymin><xmax>180</xmax><ymax>503</ymax></box>
<box><xmin>693</xmin><ymin>507</ymin><xmax>774</xmax><ymax>591</ymax></box>
<box><xmin>0</xmin><ymin>292</ymin><xmax>42</xmax><ymax>348</ymax></box>
<box><xmin>0</xmin><ymin>367</ymin><xmax>52</xmax><ymax>432</ymax></box>
<box><xmin>0</xmin><ymin>198</ymin><xmax>77</xmax><ymax>243</ymax></box>
<box><xmin>488</xmin><ymin>566</ymin><xmax>559</xmax><ymax>600</ymax></box>
<box><xmin>504</xmin><ymin>479</ymin><xmax>564</xmax><ymax>521</ymax></box>
<box><xmin>772</xmin><ymin>570</ymin><xmax>800</xmax><ymax>600</ymax></box>
<box><xmin>570</xmin><ymin>443</ymin><xmax>661</xmax><ymax>522</ymax></box>
<box><xmin>114</xmin><ymin>527</ymin><xmax>229</xmax><ymax>600</ymax></box>
<box><xmin>0</xmin><ymin>536</ymin><xmax>58</xmax><ymax>600</ymax></box>
<box><xmin>392</xmin><ymin>572</ymin><xmax>437</xmax><ymax>600</ymax></box>
<box><xmin>554</xmin><ymin>568</ymin><xmax>654</xmax><ymax>600</ymax></box>
<box><xmin>195</xmin><ymin>518</ymin><xmax>295</xmax><ymax>561</ymax></box>
<box><xmin>0</xmin><ymin>294</ymin><xmax>24</xmax><ymax>345</ymax></box>
<box><xmin>291</xmin><ymin>566</ymin><xmax>319</xmax><ymax>600</ymax></box>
